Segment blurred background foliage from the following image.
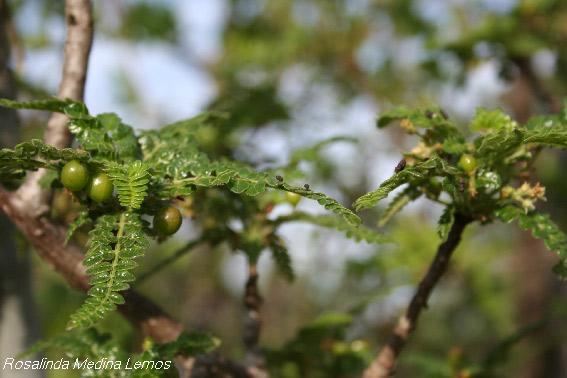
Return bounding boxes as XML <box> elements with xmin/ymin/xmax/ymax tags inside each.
<box><xmin>4</xmin><ymin>0</ymin><xmax>567</xmax><ymax>377</ymax></box>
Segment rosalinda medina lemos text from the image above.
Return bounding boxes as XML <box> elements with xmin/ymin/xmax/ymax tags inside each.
<box><xmin>3</xmin><ymin>357</ymin><xmax>173</xmax><ymax>371</ymax></box>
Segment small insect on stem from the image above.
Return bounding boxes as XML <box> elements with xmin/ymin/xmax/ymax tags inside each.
<box><xmin>304</xmin><ymin>184</ymin><xmax>310</xmax><ymax>190</ymax></box>
<box><xmin>276</xmin><ymin>175</ymin><xmax>283</xmax><ymax>182</ymax></box>
<box><xmin>395</xmin><ymin>158</ymin><xmax>407</xmax><ymax>173</ymax></box>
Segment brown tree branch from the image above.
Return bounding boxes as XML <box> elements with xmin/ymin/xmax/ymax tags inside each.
<box><xmin>13</xmin><ymin>0</ymin><xmax>93</xmax><ymax>217</ymax></box>
<box><xmin>242</xmin><ymin>263</ymin><xmax>267</xmax><ymax>375</ymax></box>
<box><xmin>0</xmin><ymin>188</ymin><xmax>184</xmax><ymax>343</ymax></box>
<box><xmin>47</xmin><ymin>0</ymin><xmax>93</xmax><ymax>148</ymax></box>
<box><xmin>363</xmin><ymin>213</ymin><xmax>472</xmax><ymax>378</ymax></box>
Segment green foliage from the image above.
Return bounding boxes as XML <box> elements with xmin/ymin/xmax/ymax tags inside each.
<box><xmin>0</xmin><ymin>97</ymin><xmax>368</xmax><ymax>331</ymax></box>
<box><xmin>68</xmin><ymin>212</ymin><xmax>148</xmax><ymax>329</ymax></box>
<box><xmin>355</xmin><ymin>104</ymin><xmax>567</xmax><ymax>279</ymax></box>
<box><xmin>496</xmin><ymin>206</ymin><xmax>567</xmax><ymax>277</ymax></box>
<box><xmin>354</xmin><ymin>157</ymin><xmax>445</xmax><ymax>211</ymax></box>
<box><xmin>0</xmin><ymin>139</ymin><xmax>87</xmax><ymax>181</ymax></box>
<box><xmin>106</xmin><ymin>161</ymin><xmax>149</xmax><ymax>210</ymax></box>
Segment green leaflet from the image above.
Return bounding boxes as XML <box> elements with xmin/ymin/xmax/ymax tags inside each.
<box><xmin>354</xmin><ymin>157</ymin><xmax>442</xmax><ymax>211</ymax></box>
<box><xmin>68</xmin><ymin>212</ymin><xmax>148</xmax><ymax>329</ymax></box>
<box><xmin>495</xmin><ymin>206</ymin><xmax>567</xmax><ymax>278</ymax></box>
<box><xmin>274</xmin><ymin>211</ymin><xmax>385</xmax><ymax>244</ymax></box>
<box><xmin>106</xmin><ymin>161</ymin><xmax>150</xmax><ymax>210</ymax></box>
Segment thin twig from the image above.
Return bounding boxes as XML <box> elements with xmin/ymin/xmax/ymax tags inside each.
<box><xmin>136</xmin><ymin>238</ymin><xmax>205</xmax><ymax>284</ymax></box>
<box><xmin>363</xmin><ymin>213</ymin><xmax>472</xmax><ymax>378</ymax></box>
<box><xmin>243</xmin><ymin>262</ymin><xmax>267</xmax><ymax>373</ymax></box>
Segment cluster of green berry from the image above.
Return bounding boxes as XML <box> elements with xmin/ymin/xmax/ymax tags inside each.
<box><xmin>60</xmin><ymin>160</ymin><xmax>182</xmax><ymax>236</ymax></box>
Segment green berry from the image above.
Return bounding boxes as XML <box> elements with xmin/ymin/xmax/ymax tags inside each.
<box><xmin>285</xmin><ymin>192</ymin><xmax>301</xmax><ymax>207</ymax></box>
<box><xmin>458</xmin><ymin>154</ymin><xmax>477</xmax><ymax>173</ymax></box>
<box><xmin>87</xmin><ymin>173</ymin><xmax>114</xmax><ymax>203</ymax></box>
<box><xmin>153</xmin><ymin>206</ymin><xmax>182</xmax><ymax>236</ymax></box>
<box><xmin>61</xmin><ymin>160</ymin><xmax>89</xmax><ymax>191</ymax></box>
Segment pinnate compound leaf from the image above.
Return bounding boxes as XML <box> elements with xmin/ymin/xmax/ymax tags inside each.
<box><xmin>354</xmin><ymin>157</ymin><xmax>442</xmax><ymax>211</ymax></box>
<box><xmin>68</xmin><ymin>213</ymin><xmax>148</xmax><ymax>329</ymax></box>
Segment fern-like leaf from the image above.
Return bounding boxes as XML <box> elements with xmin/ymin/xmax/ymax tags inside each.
<box><xmin>354</xmin><ymin>157</ymin><xmax>442</xmax><ymax>211</ymax></box>
<box><xmin>68</xmin><ymin>212</ymin><xmax>148</xmax><ymax>329</ymax></box>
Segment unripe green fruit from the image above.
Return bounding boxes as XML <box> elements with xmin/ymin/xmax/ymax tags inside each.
<box><xmin>153</xmin><ymin>206</ymin><xmax>182</xmax><ymax>236</ymax></box>
<box><xmin>285</xmin><ymin>192</ymin><xmax>301</xmax><ymax>207</ymax></box>
<box><xmin>61</xmin><ymin>160</ymin><xmax>89</xmax><ymax>191</ymax></box>
<box><xmin>87</xmin><ymin>173</ymin><xmax>114</xmax><ymax>203</ymax></box>
<box><xmin>458</xmin><ymin>154</ymin><xmax>477</xmax><ymax>173</ymax></box>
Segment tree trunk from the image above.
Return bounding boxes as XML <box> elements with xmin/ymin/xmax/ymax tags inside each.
<box><xmin>0</xmin><ymin>1</ymin><xmax>42</xmax><ymax>376</ymax></box>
